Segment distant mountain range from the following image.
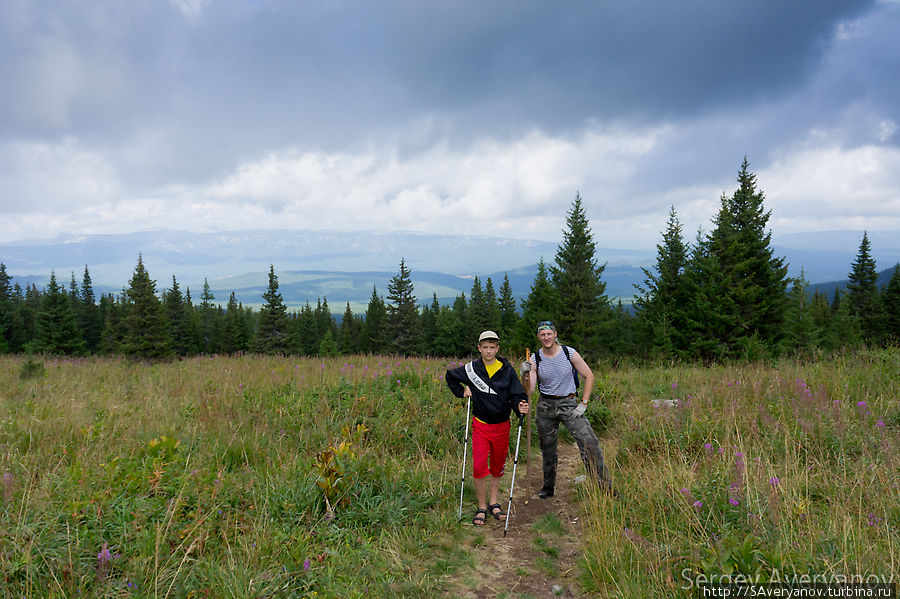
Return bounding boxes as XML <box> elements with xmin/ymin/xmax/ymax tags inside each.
<box><xmin>2</xmin><ymin>229</ymin><xmax>899</xmax><ymax>310</ymax></box>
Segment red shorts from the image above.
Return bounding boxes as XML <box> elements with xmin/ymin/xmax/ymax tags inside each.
<box><xmin>471</xmin><ymin>418</ymin><xmax>511</xmax><ymax>479</ymax></box>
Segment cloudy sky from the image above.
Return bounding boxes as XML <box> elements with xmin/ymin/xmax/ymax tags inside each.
<box><xmin>2</xmin><ymin>0</ymin><xmax>899</xmax><ymax>250</ymax></box>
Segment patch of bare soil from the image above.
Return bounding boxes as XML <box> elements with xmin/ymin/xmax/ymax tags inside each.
<box><xmin>446</xmin><ymin>441</ymin><xmax>590</xmax><ymax>599</ymax></box>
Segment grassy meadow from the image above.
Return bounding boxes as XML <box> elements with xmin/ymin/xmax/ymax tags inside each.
<box><xmin>1</xmin><ymin>349</ymin><xmax>898</xmax><ymax>597</ymax></box>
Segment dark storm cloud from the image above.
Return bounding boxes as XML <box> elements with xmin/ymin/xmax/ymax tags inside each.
<box><xmin>1</xmin><ymin>0</ymin><xmax>897</xmax><ymax>246</ymax></box>
<box><xmin>2</xmin><ymin>1</ymin><xmax>876</xmax><ymax>146</ymax></box>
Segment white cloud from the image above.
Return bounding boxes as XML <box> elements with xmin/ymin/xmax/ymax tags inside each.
<box><xmin>0</xmin><ymin>137</ymin><xmax>118</xmax><ymax>215</ymax></box>
<box><xmin>199</xmin><ymin>125</ymin><xmax>665</xmax><ymax>242</ymax></box>
<box><xmin>762</xmin><ymin>143</ymin><xmax>900</xmax><ymax>232</ymax></box>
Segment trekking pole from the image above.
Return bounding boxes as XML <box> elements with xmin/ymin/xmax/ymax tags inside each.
<box><xmin>523</xmin><ymin>348</ymin><xmax>532</xmax><ymax>489</ymax></box>
<box><xmin>458</xmin><ymin>394</ymin><xmax>472</xmax><ymax>521</ymax></box>
<box><xmin>504</xmin><ymin>413</ymin><xmax>525</xmax><ymax>537</ymax></box>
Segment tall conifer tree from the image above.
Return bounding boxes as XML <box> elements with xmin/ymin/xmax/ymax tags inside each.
<box><xmin>29</xmin><ymin>272</ymin><xmax>86</xmax><ymax>355</ymax></box>
<box><xmin>221</xmin><ymin>292</ymin><xmax>250</xmax><ymax>354</ymax></box>
<box><xmin>435</xmin><ymin>293</ymin><xmax>469</xmax><ymax>357</ymax></box>
<box><xmin>339</xmin><ymin>302</ymin><xmax>360</xmax><ymax>355</ymax></box>
<box><xmin>254</xmin><ymin>265</ymin><xmax>290</xmax><ymax>354</ymax></box>
<box><xmin>418</xmin><ymin>294</ymin><xmax>440</xmax><ymax>356</ymax></box>
<box><xmin>362</xmin><ymin>285</ymin><xmax>388</xmax><ymax>354</ymax></box>
<box><xmin>635</xmin><ymin>206</ymin><xmax>690</xmax><ymax>359</ymax></box>
<box><xmin>780</xmin><ymin>270</ymin><xmax>820</xmax><ymax>354</ymax></box>
<box><xmin>198</xmin><ymin>278</ymin><xmax>216</xmax><ymax>353</ymax></box>
<box><xmin>693</xmin><ymin>159</ymin><xmax>788</xmax><ymax>359</ymax></box>
<box><xmin>882</xmin><ymin>265</ymin><xmax>900</xmax><ymax>343</ymax></box>
<box><xmin>386</xmin><ymin>259</ymin><xmax>419</xmax><ymax>355</ymax></box>
<box><xmin>514</xmin><ymin>258</ymin><xmax>557</xmax><ymax>352</ymax></box>
<box><xmin>163</xmin><ymin>276</ymin><xmax>191</xmax><ymax>356</ymax></box>
<box><xmin>550</xmin><ymin>193</ymin><xmax>609</xmax><ymax>357</ymax></box>
<box><xmin>846</xmin><ymin>232</ymin><xmax>886</xmax><ymax>343</ymax></box>
<box><xmin>498</xmin><ymin>274</ymin><xmax>518</xmax><ymax>350</ymax></box>
<box><xmin>79</xmin><ymin>266</ymin><xmax>101</xmax><ymax>353</ymax></box>
<box><xmin>0</xmin><ymin>263</ymin><xmax>12</xmax><ymax>352</ymax></box>
<box><xmin>122</xmin><ymin>256</ymin><xmax>172</xmax><ymax>360</ymax></box>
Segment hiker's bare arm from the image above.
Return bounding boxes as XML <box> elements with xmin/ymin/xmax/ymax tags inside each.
<box><xmin>570</xmin><ymin>350</ymin><xmax>594</xmax><ymax>404</ymax></box>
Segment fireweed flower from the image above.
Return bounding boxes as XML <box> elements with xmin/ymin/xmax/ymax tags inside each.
<box><xmin>857</xmin><ymin>401</ymin><xmax>867</xmax><ymax>407</ymax></box>
<box><xmin>730</xmin><ymin>499</ymin><xmax>740</xmax><ymax>506</ymax></box>
<box><xmin>303</xmin><ymin>559</ymin><xmax>311</xmax><ymax>570</ymax></box>
<box><xmin>693</xmin><ymin>500</ymin><xmax>703</xmax><ymax>508</ymax></box>
<box><xmin>769</xmin><ymin>477</ymin><xmax>780</xmax><ymax>486</ymax></box>
<box><xmin>97</xmin><ymin>543</ymin><xmax>112</xmax><ymax>582</ymax></box>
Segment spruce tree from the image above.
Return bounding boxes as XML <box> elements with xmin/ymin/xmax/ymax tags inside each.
<box><xmin>550</xmin><ymin>192</ymin><xmax>609</xmax><ymax>358</ymax></box>
<box><xmin>484</xmin><ymin>277</ymin><xmax>502</xmax><ymax>334</ymax></box>
<box><xmin>635</xmin><ymin>206</ymin><xmax>690</xmax><ymax>359</ymax></box>
<box><xmin>0</xmin><ymin>263</ymin><xmax>11</xmax><ymax>352</ymax></box>
<box><xmin>254</xmin><ymin>265</ymin><xmax>290</xmax><ymax>354</ymax></box>
<box><xmin>683</xmin><ymin>228</ymin><xmax>729</xmax><ymax>362</ymax></box>
<box><xmin>810</xmin><ymin>289</ymin><xmax>833</xmax><ymax>349</ymax></box>
<box><xmin>498</xmin><ymin>274</ymin><xmax>518</xmax><ymax>350</ymax></box>
<box><xmin>317</xmin><ymin>330</ymin><xmax>339</xmax><ymax>357</ymax></box>
<box><xmin>846</xmin><ymin>232</ymin><xmax>885</xmax><ymax>343</ymax></box>
<box><xmin>386</xmin><ymin>259</ymin><xmax>419</xmax><ymax>355</ymax></box>
<box><xmin>163</xmin><ymin>276</ymin><xmax>192</xmax><ymax>356</ymax></box>
<box><xmin>68</xmin><ymin>272</ymin><xmax>81</xmax><ymax>314</ymax></box>
<box><xmin>7</xmin><ymin>283</ymin><xmax>28</xmax><ymax>353</ymax></box>
<box><xmin>513</xmin><ymin>258</ymin><xmax>557</xmax><ymax>352</ymax></box>
<box><xmin>29</xmin><ymin>272</ymin><xmax>86</xmax><ymax>355</ymax></box>
<box><xmin>692</xmin><ymin>159</ymin><xmax>788</xmax><ymax>359</ymax></box>
<box><xmin>199</xmin><ymin>278</ymin><xmax>216</xmax><ymax>353</ymax></box>
<box><xmin>362</xmin><ymin>285</ymin><xmax>388</xmax><ymax>354</ymax></box>
<box><xmin>291</xmin><ymin>303</ymin><xmax>318</xmax><ymax>356</ymax></box>
<box><xmin>339</xmin><ymin>302</ymin><xmax>359</xmax><ymax>355</ymax></box>
<box><xmin>226</xmin><ymin>293</ymin><xmax>252</xmax><ymax>354</ymax></box>
<box><xmin>434</xmin><ymin>293</ymin><xmax>469</xmax><ymax>357</ymax></box>
<box><xmin>882</xmin><ymin>265</ymin><xmax>900</xmax><ymax>344</ymax></box>
<box><xmin>780</xmin><ymin>270</ymin><xmax>820</xmax><ymax>355</ymax></box>
<box><xmin>466</xmin><ymin>276</ymin><xmax>489</xmax><ymax>341</ymax></box>
<box><xmin>122</xmin><ymin>256</ymin><xmax>172</xmax><ymax>360</ymax></box>
<box><xmin>79</xmin><ymin>266</ymin><xmax>102</xmax><ymax>353</ymax></box>
<box><xmin>418</xmin><ymin>294</ymin><xmax>440</xmax><ymax>356</ymax></box>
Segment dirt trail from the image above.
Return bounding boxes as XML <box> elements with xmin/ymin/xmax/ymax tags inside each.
<box><xmin>447</xmin><ymin>441</ymin><xmax>590</xmax><ymax>598</ymax></box>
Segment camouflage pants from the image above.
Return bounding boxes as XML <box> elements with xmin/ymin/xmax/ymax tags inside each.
<box><xmin>536</xmin><ymin>394</ymin><xmax>611</xmax><ymax>491</ymax></box>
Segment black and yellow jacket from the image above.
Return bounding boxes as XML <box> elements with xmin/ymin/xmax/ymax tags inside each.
<box><xmin>445</xmin><ymin>357</ymin><xmax>527</xmax><ymax>424</ymax></box>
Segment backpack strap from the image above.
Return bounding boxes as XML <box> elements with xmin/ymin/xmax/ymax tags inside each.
<box><xmin>560</xmin><ymin>345</ymin><xmax>580</xmax><ymax>390</ymax></box>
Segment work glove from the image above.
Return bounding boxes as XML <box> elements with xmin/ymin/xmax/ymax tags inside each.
<box><xmin>572</xmin><ymin>402</ymin><xmax>587</xmax><ymax>418</ymax></box>
<box><xmin>519</xmin><ymin>360</ymin><xmax>532</xmax><ymax>375</ymax></box>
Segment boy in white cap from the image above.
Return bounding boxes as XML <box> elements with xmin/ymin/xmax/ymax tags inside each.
<box><xmin>446</xmin><ymin>331</ymin><xmax>530</xmax><ymax>525</ymax></box>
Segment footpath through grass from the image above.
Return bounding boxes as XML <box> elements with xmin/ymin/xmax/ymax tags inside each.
<box><xmin>1</xmin><ymin>350</ymin><xmax>898</xmax><ymax>597</ymax></box>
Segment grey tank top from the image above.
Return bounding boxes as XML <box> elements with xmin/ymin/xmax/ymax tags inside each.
<box><xmin>537</xmin><ymin>346</ymin><xmax>578</xmax><ymax>396</ymax></box>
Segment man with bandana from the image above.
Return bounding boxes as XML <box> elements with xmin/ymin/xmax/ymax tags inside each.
<box><xmin>520</xmin><ymin>321</ymin><xmax>616</xmax><ymax>499</ymax></box>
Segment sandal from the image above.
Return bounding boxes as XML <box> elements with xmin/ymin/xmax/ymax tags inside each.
<box><xmin>472</xmin><ymin>508</ymin><xmax>487</xmax><ymax>526</ymax></box>
<box><xmin>488</xmin><ymin>503</ymin><xmax>507</xmax><ymax>521</ymax></box>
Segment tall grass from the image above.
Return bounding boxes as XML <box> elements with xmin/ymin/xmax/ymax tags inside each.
<box><xmin>0</xmin><ymin>354</ymin><xmax>468</xmax><ymax>597</ymax></box>
<box><xmin>581</xmin><ymin>349</ymin><xmax>899</xmax><ymax>597</ymax></box>
<box><xmin>2</xmin><ymin>350</ymin><xmax>898</xmax><ymax>597</ymax></box>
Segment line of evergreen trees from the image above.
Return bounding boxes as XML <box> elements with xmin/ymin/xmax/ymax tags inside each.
<box><xmin>2</xmin><ymin>160</ymin><xmax>899</xmax><ymax>362</ymax></box>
